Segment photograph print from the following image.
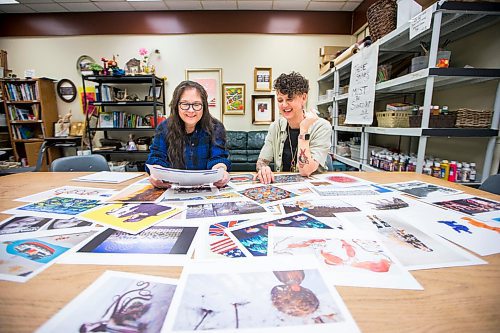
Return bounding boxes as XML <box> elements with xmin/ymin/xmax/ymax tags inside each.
<box><xmin>37</xmin><ymin>271</ymin><xmax>177</xmax><ymax>333</ymax></box>
<box><xmin>163</xmin><ymin>258</ymin><xmax>360</xmax><ymax>332</ymax></box>
<box><xmin>227</xmin><ymin>212</ymin><xmax>334</xmax><ymax>257</ymax></box>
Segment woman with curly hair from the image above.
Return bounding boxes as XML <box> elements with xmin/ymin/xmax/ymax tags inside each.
<box><xmin>256</xmin><ymin>72</ymin><xmax>331</xmax><ymax>184</ymax></box>
<box><xmin>146</xmin><ymin>80</ymin><xmax>231</xmax><ymax>188</ymax></box>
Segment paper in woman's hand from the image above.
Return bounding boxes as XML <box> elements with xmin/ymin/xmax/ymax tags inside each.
<box><xmin>147</xmin><ymin>164</ymin><xmax>223</xmax><ymax>186</ymax></box>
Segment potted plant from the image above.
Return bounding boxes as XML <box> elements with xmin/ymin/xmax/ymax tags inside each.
<box><xmin>89</xmin><ymin>63</ymin><xmax>103</xmax><ymax>75</ymax></box>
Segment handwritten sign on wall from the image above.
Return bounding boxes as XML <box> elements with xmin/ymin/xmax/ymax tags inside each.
<box><xmin>345</xmin><ymin>44</ymin><xmax>379</xmax><ymax>125</ymax></box>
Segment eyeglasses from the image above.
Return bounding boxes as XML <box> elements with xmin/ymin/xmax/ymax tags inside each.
<box><xmin>178</xmin><ymin>102</ymin><xmax>203</xmax><ymax>112</ymax></box>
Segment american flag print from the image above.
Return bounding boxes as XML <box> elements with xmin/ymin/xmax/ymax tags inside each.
<box><xmin>209</xmin><ymin>220</ymin><xmax>245</xmax><ymax>237</ymax></box>
<box><xmin>210</xmin><ymin>237</ymin><xmax>246</xmax><ymax>258</ymax></box>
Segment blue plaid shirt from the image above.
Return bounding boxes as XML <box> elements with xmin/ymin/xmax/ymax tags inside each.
<box><xmin>146</xmin><ymin>118</ymin><xmax>231</xmax><ymax>172</ymax></box>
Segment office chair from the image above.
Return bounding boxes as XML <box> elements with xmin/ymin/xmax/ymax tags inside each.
<box><xmin>478</xmin><ymin>174</ymin><xmax>500</xmax><ymax>195</ymax></box>
<box><xmin>50</xmin><ymin>154</ymin><xmax>110</xmax><ymax>172</ymax></box>
<box><xmin>326</xmin><ymin>153</ymin><xmax>334</xmax><ymax>171</ymax></box>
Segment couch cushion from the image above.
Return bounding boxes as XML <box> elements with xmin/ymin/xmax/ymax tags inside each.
<box><xmin>226</xmin><ymin>131</ymin><xmax>247</xmax><ymax>150</ymax></box>
<box><xmin>230</xmin><ymin>154</ymin><xmax>248</xmax><ymax>162</ymax></box>
<box><xmin>247</xmin><ymin>131</ymin><xmax>267</xmax><ymax>150</ymax></box>
<box><xmin>229</xmin><ymin>149</ymin><xmax>247</xmax><ymax>155</ymax></box>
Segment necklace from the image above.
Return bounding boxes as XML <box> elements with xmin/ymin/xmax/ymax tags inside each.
<box><xmin>287</xmin><ymin>125</ymin><xmax>298</xmax><ymax>173</ymax></box>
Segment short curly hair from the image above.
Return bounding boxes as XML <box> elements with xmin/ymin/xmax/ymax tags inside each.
<box><xmin>273</xmin><ymin>72</ymin><xmax>309</xmax><ymax>98</ymax></box>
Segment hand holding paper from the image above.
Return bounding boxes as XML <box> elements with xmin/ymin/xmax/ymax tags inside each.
<box><xmin>147</xmin><ymin>164</ymin><xmax>224</xmax><ymax>186</ymax></box>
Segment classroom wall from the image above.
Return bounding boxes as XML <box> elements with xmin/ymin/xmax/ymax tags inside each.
<box><xmin>0</xmin><ymin>33</ymin><xmax>355</xmax><ymax>131</ymax></box>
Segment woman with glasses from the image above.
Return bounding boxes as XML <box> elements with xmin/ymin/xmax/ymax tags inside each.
<box><xmin>146</xmin><ymin>80</ymin><xmax>231</xmax><ymax>188</ymax></box>
<box><xmin>255</xmin><ymin>72</ymin><xmax>332</xmax><ymax>184</ymax></box>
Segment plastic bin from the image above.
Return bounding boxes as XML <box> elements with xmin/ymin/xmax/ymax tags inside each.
<box><xmin>410</xmin><ymin>51</ymin><xmax>451</xmax><ymax>72</ymax></box>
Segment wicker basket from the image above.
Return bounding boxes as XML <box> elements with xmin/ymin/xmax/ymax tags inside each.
<box><xmin>455</xmin><ymin>108</ymin><xmax>492</xmax><ymax>128</ymax></box>
<box><xmin>376</xmin><ymin>110</ymin><xmax>411</xmax><ymax>128</ymax></box>
<box><xmin>367</xmin><ymin>0</ymin><xmax>397</xmax><ymax>42</ymax></box>
<box><xmin>409</xmin><ymin>114</ymin><xmax>457</xmax><ymax>128</ymax></box>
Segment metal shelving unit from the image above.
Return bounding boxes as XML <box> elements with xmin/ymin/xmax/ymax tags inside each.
<box><xmin>82</xmin><ymin>74</ymin><xmax>165</xmax><ymax>159</ymax></box>
<box><xmin>318</xmin><ymin>1</ymin><xmax>500</xmax><ymax>182</ymax></box>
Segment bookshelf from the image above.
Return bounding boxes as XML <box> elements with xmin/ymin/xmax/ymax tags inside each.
<box><xmin>82</xmin><ymin>75</ymin><xmax>165</xmax><ymax>163</ymax></box>
<box><xmin>0</xmin><ymin>78</ymin><xmax>59</xmax><ymax>169</ymax></box>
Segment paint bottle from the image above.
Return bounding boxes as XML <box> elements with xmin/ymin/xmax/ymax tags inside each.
<box><xmin>440</xmin><ymin>160</ymin><xmax>450</xmax><ymax>179</ymax></box>
<box><xmin>456</xmin><ymin>162</ymin><xmax>462</xmax><ymax>181</ymax></box>
<box><xmin>461</xmin><ymin>163</ymin><xmax>471</xmax><ymax>182</ymax></box>
<box><xmin>432</xmin><ymin>162</ymin><xmax>441</xmax><ymax>178</ymax></box>
<box><xmin>448</xmin><ymin>161</ymin><xmax>457</xmax><ymax>182</ymax></box>
<box><xmin>469</xmin><ymin>163</ymin><xmax>477</xmax><ymax>182</ymax></box>
<box><xmin>423</xmin><ymin>161</ymin><xmax>432</xmax><ymax>176</ymax></box>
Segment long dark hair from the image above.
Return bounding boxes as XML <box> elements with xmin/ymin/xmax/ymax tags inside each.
<box><xmin>167</xmin><ymin>80</ymin><xmax>215</xmax><ymax>168</ymax></box>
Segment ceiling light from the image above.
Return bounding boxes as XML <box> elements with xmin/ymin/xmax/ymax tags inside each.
<box><xmin>0</xmin><ymin>0</ymin><xmax>19</xmax><ymax>4</ymax></box>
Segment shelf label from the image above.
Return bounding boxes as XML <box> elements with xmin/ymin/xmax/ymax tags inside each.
<box><xmin>346</xmin><ymin>44</ymin><xmax>379</xmax><ymax>125</ymax></box>
<box><xmin>409</xmin><ymin>4</ymin><xmax>434</xmax><ymax>40</ymax></box>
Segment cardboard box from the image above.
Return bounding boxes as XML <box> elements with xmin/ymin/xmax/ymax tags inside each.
<box><xmin>319</xmin><ymin>62</ymin><xmax>334</xmax><ymax>75</ymax></box>
<box><xmin>321</xmin><ymin>54</ymin><xmax>338</xmax><ymax>64</ymax></box>
<box><xmin>319</xmin><ymin>46</ymin><xmax>344</xmax><ymax>57</ymax></box>
<box><xmin>25</xmin><ymin>141</ymin><xmax>43</xmax><ymax>168</ymax></box>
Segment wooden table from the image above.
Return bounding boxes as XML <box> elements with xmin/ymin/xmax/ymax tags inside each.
<box><xmin>0</xmin><ymin>172</ymin><xmax>499</xmax><ymax>333</ymax></box>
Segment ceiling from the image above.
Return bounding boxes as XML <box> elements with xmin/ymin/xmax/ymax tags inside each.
<box><xmin>0</xmin><ymin>0</ymin><xmax>363</xmax><ymax>14</ymax></box>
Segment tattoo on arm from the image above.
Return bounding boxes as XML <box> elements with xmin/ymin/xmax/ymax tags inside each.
<box><xmin>298</xmin><ymin>148</ymin><xmax>309</xmax><ymax>167</ymax></box>
<box><xmin>256</xmin><ymin>158</ymin><xmax>271</xmax><ymax>172</ymax></box>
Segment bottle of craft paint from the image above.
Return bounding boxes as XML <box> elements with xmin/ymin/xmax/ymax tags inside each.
<box><xmin>469</xmin><ymin>163</ymin><xmax>477</xmax><ymax>182</ymax></box>
<box><xmin>440</xmin><ymin>160</ymin><xmax>450</xmax><ymax>179</ymax></box>
<box><xmin>461</xmin><ymin>163</ymin><xmax>471</xmax><ymax>182</ymax></box>
<box><xmin>448</xmin><ymin>161</ymin><xmax>457</xmax><ymax>182</ymax></box>
<box><xmin>432</xmin><ymin>162</ymin><xmax>441</xmax><ymax>178</ymax></box>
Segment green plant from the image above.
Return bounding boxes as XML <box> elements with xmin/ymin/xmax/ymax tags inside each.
<box><xmin>89</xmin><ymin>63</ymin><xmax>103</xmax><ymax>71</ymax></box>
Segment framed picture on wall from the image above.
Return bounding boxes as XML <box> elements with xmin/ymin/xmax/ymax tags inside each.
<box><xmin>252</xmin><ymin>95</ymin><xmax>275</xmax><ymax>125</ymax></box>
<box><xmin>222</xmin><ymin>83</ymin><xmax>245</xmax><ymax>115</ymax></box>
<box><xmin>254</xmin><ymin>67</ymin><xmax>272</xmax><ymax>92</ymax></box>
<box><xmin>186</xmin><ymin>68</ymin><xmax>223</xmax><ymax>120</ymax></box>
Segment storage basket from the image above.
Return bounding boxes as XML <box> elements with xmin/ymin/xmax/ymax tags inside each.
<box><xmin>455</xmin><ymin>108</ymin><xmax>492</xmax><ymax>128</ymax></box>
<box><xmin>367</xmin><ymin>0</ymin><xmax>397</xmax><ymax>42</ymax></box>
<box><xmin>376</xmin><ymin>110</ymin><xmax>411</xmax><ymax>128</ymax></box>
<box><xmin>409</xmin><ymin>114</ymin><xmax>457</xmax><ymax>128</ymax></box>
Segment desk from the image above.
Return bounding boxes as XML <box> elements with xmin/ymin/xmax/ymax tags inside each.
<box><xmin>0</xmin><ymin>172</ymin><xmax>498</xmax><ymax>333</ymax></box>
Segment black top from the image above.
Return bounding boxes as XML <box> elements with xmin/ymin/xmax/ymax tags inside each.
<box><xmin>282</xmin><ymin>126</ymin><xmax>299</xmax><ymax>172</ymax></box>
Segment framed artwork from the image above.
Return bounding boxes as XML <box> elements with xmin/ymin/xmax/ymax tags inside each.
<box><xmin>254</xmin><ymin>67</ymin><xmax>272</xmax><ymax>92</ymax></box>
<box><xmin>252</xmin><ymin>95</ymin><xmax>275</xmax><ymax>125</ymax></box>
<box><xmin>185</xmin><ymin>68</ymin><xmax>223</xmax><ymax>120</ymax></box>
<box><xmin>222</xmin><ymin>83</ymin><xmax>245</xmax><ymax>115</ymax></box>
<box><xmin>149</xmin><ymin>86</ymin><xmax>162</xmax><ymax>99</ymax></box>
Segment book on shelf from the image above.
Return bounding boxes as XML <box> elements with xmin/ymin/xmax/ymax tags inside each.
<box><xmin>7</xmin><ymin>105</ymin><xmax>39</xmax><ymax>121</ymax></box>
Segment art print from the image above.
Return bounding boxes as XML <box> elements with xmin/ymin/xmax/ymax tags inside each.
<box><xmin>313</xmin><ymin>173</ymin><xmax>372</xmax><ymax>187</ymax></box>
<box><xmin>107</xmin><ymin>184</ymin><xmax>166</xmax><ymax>203</ymax></box>
<box><xmin>194</xmin><ymin>219</ymin><xmax>249</xmax><ymax>259</ymax></box>
<box><xmin>184</xmin><ymin>200</ymin><xmax>267</xmax><ymax>220</ymax></box>
<box><xmin>238</xmin><ymin>185</ymin><xmax>296</xmax><ymax>205</ymax></box>
<box><xmin>61</xmin><ymin>225</ymin><xmax>198</xmax><ymax>266</ymax></box>
<box><xmin>4</xmin><ymin>197</ymin><xmax>103</xmax><ymax>219</ymax></box>
<box><xmin>0</xmin><ymin>215</ymin><xmax>95</xmax><ymax>240</ymax></box>
<box><xmin>15</xmin><ymin>186</ymin><xmax>116</xmax><ymax>203</ymax></box>
<box><xmin>312</xmin><ymin>185</ymin><xmax>380</xmax><ymax>197</ymax></box>
<box><xmin>268</xmin><ymin>228</ymin><xmax>422</xmax><ymax>290</ymax></box>
<box><xmin>338</xmin><ymin>212</ymin><xmax>487</xmax><ymax>269</ymax></box>
<box><xmin>80</xmin><ymin>203</ymin><xmax>182</xmax><ymax>234</ymax></box>
<box><xmin>227</xmin><ymin>212</ymin><xmax>335</xmax><ymax>257</ymax></box>
<box><xmin>0</xmin><ymin>232</ymin><xmax>95</xmax><ymax>282</ymax></box>
<box><xmin>282</xmin><ymin>198</ymin><xmax>360</xmax><ymax>217</ymax></box>
<box><xmin>431</xmin><ymin>195</ymin><xmax>500</xmax><ymax>223</ymax></box>
<box><xmin>273</xmin><ymin>174</ymin><xmax>310</xmax><ymax>184</ymax></box>
<box><xmin>37</xmin><ymin>271</ymin><xmax>177</xmax><ymax>333</ymax></box>
<box><xmin>229</xmin><ymin>173</ymin><xmax>258</xmax><ymax>185</ymax></box>
<box><xmin>161</xmin><ymin>185</ymin><xmax>217</xmax><ymax>202</ymax></box>
<box><xmin>384</xmin><ymin>181</ymin><xmax>463</xmax><ymax>199</ymax></box>
<box><xmin>162</xmin><ymin>257</ymin><xmax>360</xmax><ymax>332</ymax></box>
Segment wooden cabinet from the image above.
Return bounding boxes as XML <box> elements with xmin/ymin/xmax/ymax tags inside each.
<box><xmin>0</xmin><ymin>78</ymin><xmax>59</xmax><ymax>169</ymax></box>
